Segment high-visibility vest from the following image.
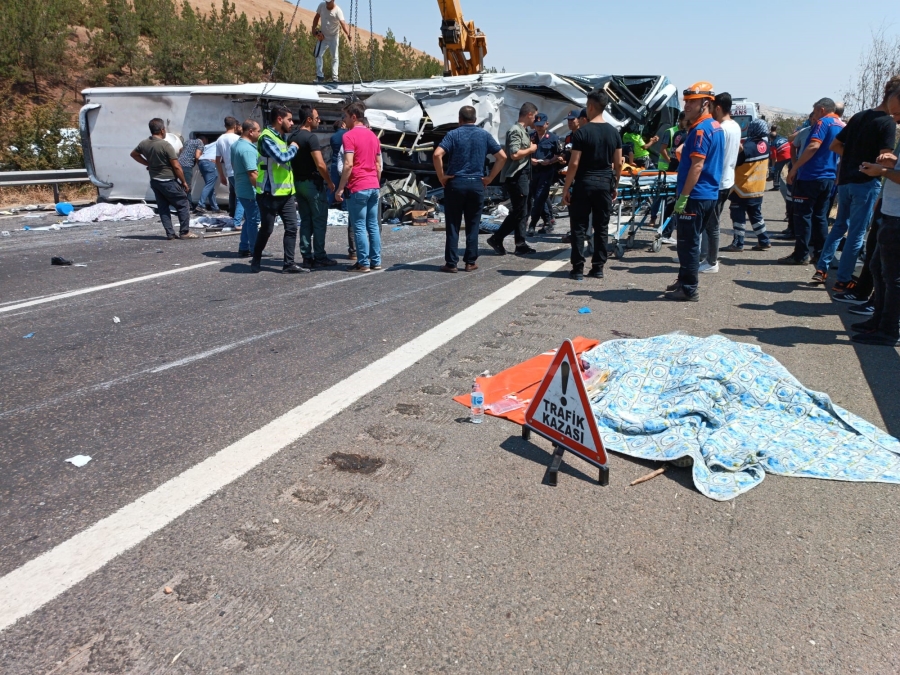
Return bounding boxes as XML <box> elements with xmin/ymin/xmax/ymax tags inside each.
<box><xmin>256</xmin><ymin>127</ymin><xmax>295</xmax><ymax>196</ymax></box>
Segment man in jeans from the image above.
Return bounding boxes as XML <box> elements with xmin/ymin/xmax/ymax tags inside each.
<box><xmin>231</xmin><ymin>120</ymin><xmax>262</xmax><ymax>257</ymax></box>
<box><xmin>289</xmin><ymin>105</ymin><xmax>337</xmax><ymax>268</ymax></box>
<box><xmin>560</xmin><ymin>88</ymin><xmax>622</xmax><ymax>281</ymax></box>
<box><xmin>252</xmin><ymin>106</ymin><xmax>306</xmax><ymax>274</ymax></box>
<box><xmin>665</xmin><ymin>82</ymin><xmax>724</xmax><ymax>302</ymax></box>
<box><xmin>781</xmin><ymin>98</ymin><xmax>844</xmax><ymax>265</ymax></box>
<box><xmin>130</xmin><ymin>118</ymin><xmax>198</xmax><ymax>240</ymax></box>
<box><xmin>335</xmin><ymin>101</ymin><xmax>382</xmax><ymax>272</ymax></box>
<box><xmin>433</xmin><ymin>105</ymin><xmax>507</xmax><ymax>273</ymax></box>
<box><xmin>216</xmin><ymin>117</ymin><xmax>241</xmax><ymax>223</ymax></box>
<box><xmin>852</xmin><ymin>111</ymin><xmax>900</xmax><ymax>346</ymax></box>
<box><xmin>812</xmin><ymin>80</ymin><xmax>898</xmax><ymax>290</ymax></box>
<box><xmin>487</xmin><ymin>102</ymin><xmax>539</xmax><ymax>256</ymax></box>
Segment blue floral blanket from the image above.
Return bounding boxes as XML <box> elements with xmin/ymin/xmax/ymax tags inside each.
<box><xmin>581</xmin><ymin>334</ymin><xmax>900</xmax><ymax>500</ymax></box>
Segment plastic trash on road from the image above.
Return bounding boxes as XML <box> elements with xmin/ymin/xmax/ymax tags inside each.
<box><xmin>65</xmin><ymin>455</ymin><xmax>92</xmax><ymax>467</ymax></box>
<box><xmin>578</xmin><ymin>307</ymin><xmax>592</xmax><ymax>314</ymax></box>
<box><xmin>55</xmin><ymin>202</ymin><xmax>74</xmax><ymax>216</ymax></box>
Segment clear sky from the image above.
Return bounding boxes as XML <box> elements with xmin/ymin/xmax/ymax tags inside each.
<box><xmin>354</xmin><ymin>0</ymin><xmax>895</xmax><ymax>114</ymax></box>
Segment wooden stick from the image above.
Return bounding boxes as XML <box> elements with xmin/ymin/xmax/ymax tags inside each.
<box><xmin>629</xmin><ymin>467</ymin><xmax>665</xmax><ymax>486</ymax></box>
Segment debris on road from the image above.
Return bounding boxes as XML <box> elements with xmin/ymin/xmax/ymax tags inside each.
<box><xmin>1</xmin><ymin>230</ymin><xmax>10</xmax><ymax>236</ymax></box>
<box><xmin>54</xmin><ymin>202</ymin><xmax>74</xmax><ymax>216</ymax></box>
<box><xmin>51</xmin><ymin>256</ymin><xmax>73</xmax><ymax>266</ymax></box>
<box><xmin>113</xmin><ymin>316</ymin><xmax>120</xmax><ymax>323</ymax></box>
<box><xmin>65</xmin><ymin>455</ymin><xmax>92</xmax><ymax>467</ymax></box>
<box><xmin>629</xmin><ymin>467</ymin><xmax>666</xmax><ymax>486</ymax></box>
<box><xmin>578</xmin><ymin>307</ymin><xmax>592</xmax><ymax>314</ymax></box>
<box><xmin>22</xmin><ymin>333</ymin><xmax>35</xmax><ymax>339</ymax></box>
<box><xmin>164</xmin><ymin>586</ymin><xmax>173</xmax><ymax>594</ymax></box>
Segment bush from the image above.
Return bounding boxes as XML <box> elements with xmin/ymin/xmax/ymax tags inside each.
<box><xmin>0</xmin><ymin>91</ymin><xmax>83</xmax><ymax>171</ymax></box>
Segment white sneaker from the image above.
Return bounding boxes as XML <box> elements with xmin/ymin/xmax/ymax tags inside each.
<box><xmin>660</xmin><ymin>237</ymin><xmax>676</xmax><ymax>245</ymax></box>
<box><xmin>699</xmin><ymin>261</ymin><xmax>719</xmax><ymax>274</ymax></box>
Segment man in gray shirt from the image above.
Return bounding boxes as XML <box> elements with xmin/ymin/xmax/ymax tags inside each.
<box><xmin>487</xmin><ymin>102</ymin><xmax>539</xmax><ymax>256</ymax></box>
<box><xmin>130</xmin><ymin>118</ymin><xmax>197</xmax><ymax>240</ymax></box>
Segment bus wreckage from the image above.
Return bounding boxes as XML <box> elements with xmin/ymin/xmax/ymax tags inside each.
<box><xmin>80</xmin><ymin>73</ymin><xmax>679</xmax><ymax>203</ymax></box>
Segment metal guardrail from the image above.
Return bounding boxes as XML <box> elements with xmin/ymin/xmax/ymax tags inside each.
<box><xmin>0</xmin><ymin>169</ymin><xmax>91</xmax><ymax>202</ymax></box>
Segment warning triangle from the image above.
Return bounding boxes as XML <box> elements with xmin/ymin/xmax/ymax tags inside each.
<box><xmin>524</xmin><ymin>339</ymin><xmax>607</xmax><ymax>467</ymax></box>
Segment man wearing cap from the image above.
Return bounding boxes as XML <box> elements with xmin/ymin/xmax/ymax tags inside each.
<box><xmin>527</xmin><ymin>113</ymin><xmax>562</xmax><ymax>235</ymax></box>
<box><xmin>780</xmin><ymin>98</ymin><xmax>845</xmax><ymax>265</ymax></box>
<box><xmin>487</xmin><ymin>102</ymin><xmax>539</xmax><ymax>256</ymax></box>
<box><xmin>665</xmin><ymin>81</ymin><xmax>725</xmax><ymax>302</ymax></box>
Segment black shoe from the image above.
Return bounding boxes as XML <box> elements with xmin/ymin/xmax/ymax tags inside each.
<box><xmin>526</xmin><ymin>227</ymin><xmax>536</xmax><ymax>237</ymax></box>
<box><xmin>561</xmin><ymin>232</ymin><xmax>572</xmax><ymax>243</ymax></box>
<box><xmin>250</xmin><ymin>260</ymin><xmax>261</xmax><ymax>273</ymax></box>
<box><xmin>851</xmin><ymin>319</ymin><xmax>878</xmax><ymax>332</ymax></box>
<box><xmin>665</xmin><ymin>287</ymin><xmax>699</xmax><ymax>302</ymax></box>
<box><xmin>314</xmin><ymin>257</ymin><xmax>339</xmax><ymax>267</ymax></box>
<box><xmin>283</xmin><ymin>263</ymin><xmax>311</xmax><ymax>274</ymax></box>
<box><xmin>666</xmin><ymin>279</ymin><xmax>682</xmax><ymax>292</ymax></box>
<box><xmin>586</xmin><ymin>266</ymin><xmax>604</xmax><ymax>279</ymax></box>
<box><xmin>851</xmin><ymin>331</ymin><xmax>900</xmax><ymax>346</ymax></box>
<box><xmin>238</xmin><ymin>250</ymin><xmax>251</xmax><ymax>258</ymax></box>
<box><xmin>538</xmin><ymin>223</ymin><xmax>555</xmax><ymax>234</ymax></box>
<box><xmin>720</xmin><ymin>244</ymin><xmax>744</xmax><ymax>253</ymax></box>
<box><xmin>515</xmin><ymin>245</ymin><xmax>537</xmax><ymax>255</ymax></box>
<box><xmin>486</xmin><ymin>236</ymin><xmax>506</xmax><ymax>255</ymax></box>
<box><xmin>569</xmin><ymin>269</ymin><xmax>584</xmax><ymax>281</ymax></box>
<box><xmin>832</xmin><ymin>291</ymin><xmax>866</xmax><ymax>305</ymax></box>
<box><xmin>848</xmin><ymin>301</ymin><xmax>875</xmax><ymax>316</ymax></box>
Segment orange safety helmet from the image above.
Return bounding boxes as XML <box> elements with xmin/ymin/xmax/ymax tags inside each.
<box><xmin>683</xmin><ymin>82</ymin><xmax>715</xmax><ymax>101</ymax></box>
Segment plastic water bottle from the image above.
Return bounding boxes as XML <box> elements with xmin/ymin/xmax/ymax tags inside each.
<box><xmin>470</xmin><ymin>380</ymin><xmax>485</xmax><ymax>424</ymax></box>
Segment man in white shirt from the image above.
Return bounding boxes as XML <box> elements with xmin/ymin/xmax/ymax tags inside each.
<box><xmin>215</xmin><ymin>117</ymin><xmax>242</xmax><ymax>223</ymax></box>
<box><xmin>313</xmin><ymin>1</ymin><xmax>352</xmax><ymax>83</ymax></box>
<box><xmin>701</xmin><ymin>92</ymin><xmax>741</xmax><ymax>273</ymax></box>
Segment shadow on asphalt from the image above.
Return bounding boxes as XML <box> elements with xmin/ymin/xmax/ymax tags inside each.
<box><xmin>567</xmin><ymin>288</ymin><xmax>663</xmax><ymax>303</ymax></box>
<box><xmin>498</xmin><ymin>436</ymin><xmax>597</xmax><ymax>486</ymax></box>
<box><xmin>608</xmin><ymin>265</ymin><xmax>678</xmax><ymax>275</ymax></box>
<box><xmin>720</xmin><ymin>326</ymin><xmax>848</xmax><ymax>347</ymax></box>
<box><xmin>202</xmin><ymin>250</ymin><xmax>245</xmax><ymax>259</ymax></box>
<box><xmin>733</xmin><ymin>279</ymin><xmax>821</xmax><ymax>294</ymax></box>
<box><xmin>738</xmin><ymin>300</ymin><xmax>837</xmax><ymax>319</ymax></box>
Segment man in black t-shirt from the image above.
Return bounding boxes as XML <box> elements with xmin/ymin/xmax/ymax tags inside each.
<box><xmin>561</xmin><ymin>89</ymin><xmax>623</xmax><ymax>280</ymax></box>
<box><xmin>288</xmin><ymin>105</ymin><xmax>337</xmax><ymax>267</ymax></box>
<box><xmin>813</xmin><ymin>82</ymin><xmax>898</xmax><ymax>292</ymax></box>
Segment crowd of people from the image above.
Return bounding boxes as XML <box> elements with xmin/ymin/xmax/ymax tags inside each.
<box><xmin>130</xmin><ymin>75</ymin><xmax>900</xmax><ymax>347</ymax></box>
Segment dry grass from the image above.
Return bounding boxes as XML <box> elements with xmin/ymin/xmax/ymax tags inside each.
<box><xmin>0</xmin><ymin>183</ymin><xmax>97</xmax><ymax>209</ymax></box>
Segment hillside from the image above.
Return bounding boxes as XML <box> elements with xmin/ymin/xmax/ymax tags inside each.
<box><xmin>198</xmin><ymin>0</ymin><xmax>438</xmax><ymax>59</ymax></box>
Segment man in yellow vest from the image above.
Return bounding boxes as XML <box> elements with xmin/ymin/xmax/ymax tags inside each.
<box><xmin>251</xmin><ymin>106</ymin><xmax>307</xmax><ymax>274</ymax></box>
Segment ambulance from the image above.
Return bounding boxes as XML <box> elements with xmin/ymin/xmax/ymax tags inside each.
<box><xmin>731</xmin><ymin>98</ymin><xmax>761</xmax><ymax>138</ymax></box>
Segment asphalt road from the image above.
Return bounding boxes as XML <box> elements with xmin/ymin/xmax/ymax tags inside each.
<box><xmin>0</xmin><ymin>191</ymin><xmax>898</xmax><ymax>674</ymax></box>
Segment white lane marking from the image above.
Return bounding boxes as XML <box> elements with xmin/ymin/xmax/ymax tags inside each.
<box><xmin>0</xmin><ymin>262</ymin><xmax>223</xmax><ymax>315</ymax></box>
<box><xmin>0</xmin><ymin>253</ymin><xmax>566</xmax><ymax>632</ymax></box>
<box><xmin>0</xmin><ymin>255</ymin><xmax>452</xmax><ymax>419</ymax></box>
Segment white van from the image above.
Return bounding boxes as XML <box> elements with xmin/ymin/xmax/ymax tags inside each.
<box><xmin>731</xmin><ymin>98</ymin><xmax>760</xmax><ymax>138</ymax></box>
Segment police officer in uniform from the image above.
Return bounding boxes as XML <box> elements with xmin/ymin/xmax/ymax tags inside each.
<box><xmin>527</xmin><ymin>113</ymin><xmax>563</xmax><ymax>235</ymax></box>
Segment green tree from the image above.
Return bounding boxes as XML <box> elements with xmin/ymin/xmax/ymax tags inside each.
<box><xmin>149</xmin><ymin>1</ymin><xmax>202</xmax><ymax>84</ymax></box>
<box><xmin>0</xmin><ymin>0</ymin><xmax>77</xmax><ymax>93</ymax></box>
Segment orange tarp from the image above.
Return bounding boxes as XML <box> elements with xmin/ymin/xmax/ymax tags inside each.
<box><xmin>452</xmin><ymin>337</ymin><xmax>600</xmax><ymax>426</ymax></box>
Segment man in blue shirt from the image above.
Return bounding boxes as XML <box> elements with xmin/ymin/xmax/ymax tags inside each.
<box><xmin>781</xmin><ymin>98</ymin><xmax>845</xmax><ymax>265</ymax></box>
<box><xmin>666</xmin><ymin>81</ymin><xmax>725</xmax><ymax>302</ymax></box>
<box><xmin>433</xmin><ymin>106</ymin><xmax>507</xmax><ymax>272</ymax></box>
<box><xmin>527</xmin><ymin>113</ymin><xmax>563</xmax><ymax>235</ymax></box>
